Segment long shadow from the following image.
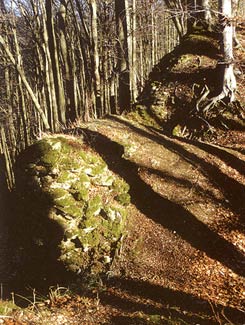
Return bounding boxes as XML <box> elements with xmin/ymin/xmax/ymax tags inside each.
<box><xmin>10</xmin><ymin>189</ymin><xmax>71</xmax><ymax>301</ymax></box>
<box><xmin>103</xmin><ymin>277</ymin><xmax>244</xmax><ymax>324</ymax></box>
<box><xmin>172</xmin><ymin>135</ymin><xmax>245</xmax><ymax>176</ymax></box>
<box><xmin>78</xmin><ymin>127</ymin><xmax>245</xmax><ymax>276</ymax></box>
<box><xmin>145</xmin><ymin>167</ymin><xmax>228</xmax><ymax>207</ymax></box>
<box><xmin>150</xmin><ymin>129</ymin><xmax>245</xmax><ymax>221</ymax></box>
<box><xmin>0</xmin><ymin>155</ymin><xmax>13</xmax><ymax>298</ymax></box>
<box><xmin>109</xmin><ymin>116</ymin><xmax>245</xmax><ymax>221</ymax></box>
<box><xmin>7</xmin><ymin>150</ymin><xmax>73</xmax><ymax>302</ymax></box>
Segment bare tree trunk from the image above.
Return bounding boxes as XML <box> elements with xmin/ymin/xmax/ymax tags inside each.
<box><xmin>58</xmin><ymin>1</ymin><xmax>77</xmax><ymax>122</ymax></box>
<box><xmin>0</xmin><ymin>35</ymin><xmax>50</xmax><ymax>130</ymax></box>
<box><xmin>202</xmin><ymin>0</ymin><xmax>212</xmax><ymax>24</ymax></box>
<box><xmin>219</xmin><ymin>0</ymin><xmax>236</xmax><ymax>101</ymax></box>
<box><xmin>131</xmin><ymin>0</ymin><xmax>138</xmax><ymax>102</ymax></box>
<box><xmin>115</xmin><ymin>0</ymin><xmax>131</xmax><ymax>113</ymax></box>
<box><xmin>203</xmin><ymin>0</ymin><xmax>236</xmax><ymax>111</ymax></box>
<box><xmin>4</xmin><ymin>63</ymin><xmax>16</xmax><ymax>156</ymax></box>
<box><xmin>0</xmin><ymin>127</ymin><xmax>15</xmax><ymax>189</ymax></box>
<box><xmin>13</xmin><ymin>24</ymin><xmax>30</xmax><ymax>147</ymax></box>
<box><xmin>89</xmin><ymin>0</ymin><xmax>101</xmax><ymax>118</ymax></box>
<box><xmin>165</xmin><ymin>0</ymin><xmax>186</xmax><ymax>37</ymax></box>
<box><xmin>45</xmin><ymin>0</ymin><xmax>66</xmax><ymax>127</ymax></box>
<box><xmin>232</xmin><ymin>0</ymin><xmax>242</xmax><ymax>48</ymax></box>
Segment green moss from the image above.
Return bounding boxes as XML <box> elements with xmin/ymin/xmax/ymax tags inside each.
<box><xmin>111</xmin><ymin>178</ymin><xmax>130</xmax><ymax>195</ymax></box>
<box><xmin>80</xmin><ymin>151</ymin><xmax>103</xmax><ymax>165</ymax></box>
<box><xmin>79</xmin><ymin>173</ymin><xmax>91</xmax><ymax>185</ymax></box>
<box><xmin>0</xmin><ymin>301</ymin><xmax>19</xmax><ymax>316</ymax></box>
<box><xmin>56</xmin><ymin>171</ymin><xmax>73</xmax><ymax>183</ymax></box>
<box><xmin>86</xmin><ymin>195</ymin><xmax>102</xmax><ymax>218</ymax></box>
<box><xmin>92</xmin><ymin>174</ymin><xmax>114</xmax><ymax>187</ymax></box>
<box><xmin>172</xmin><ymin>124</ymin><xmax>182</xmax><ymax>136</ymax></box>
<box><xmin>60</xmin><ymin>157</ymin><xmax>81</xmax><ymax>170</ymax></box>
<box><xmin>116</xmin><ymin>193</ymin><xmax>131</xmax><ymax>206</ymax></box>
<box><xmin>74</xmin><ymin>187</ymin><xmax>89</xmax><ymax>201</ymax></box>
<box><xmin>49</xmin><ymin>188</ymin><xmax>68</xmax><ymax>200</ymax></box>
<box><xmin>126</xmin><ymin>106</ymin><xmax>161</xmax><ymax>129</ymax></box>
<box><xmin>59</xmin><ymin>204</ymin><xmax>82</xmax><ymax>218</ymax></box>
<box><xmin>34</xmin><ymin>141</ymin><xmax>53</xmax><ymax>156</ymax></box>
<box><xmin>103</xmin><ymin>206</ymin><xmax>127</xmax><ymax>240</ymax></box>
<box><xmin>15</xmin><ymin>135</ymin><xmax>130</xmax><ymax>277</ymax></box>
<box><xmin>83</xmin><ymin>214</ymin><xmax>100</xmax><ymax>229</ymax></box>
<box><xmin>181</xmin><ymin>33</ymin><xmax>220</xmax><ymax>57</ymax></box>
<box><xmin>108</xmin><ymin>221</ymin><xmax>124</xmax><ymax>241</ymax></box>
<box><xmin>41</xmin><ymin>151</ymin><xmax>59</xmax><ymax>167</ymax></box>
<box><xmin>84</xmin><ymin>230</ymin><xmax>101</xmax><ymax>247</ymax></box>
<box><xmin>89</xmin><ymin>164</ymin><xmax>107</xmax><ymax>176</ymax></box>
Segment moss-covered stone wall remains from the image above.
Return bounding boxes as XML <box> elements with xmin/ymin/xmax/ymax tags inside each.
<box><xmin>14</xmin><ymin>135</ymin><xmax>130</xmax><ymax>277</ymax></box>
<box><xmin>135</xmin><ymin>31</ymin><xmax>244</xmax><ymax>139</ymax></box>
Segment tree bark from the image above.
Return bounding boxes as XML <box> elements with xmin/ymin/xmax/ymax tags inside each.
<box><xmin>115</xmin><ymin>0</ymin><xmax>131</xmax><ymax>113</ymax></box>
<box><xmin>219</xmin><ymin>0</ymin><xmax>236</xmax><ymax>101</ymax></box>
<box><xmin>0</xmin><ymin>35</ymin><xmax>50</xmax><ymax>130</ymax></box>
<box><xmin>45</xmin><ymin>0</ymin><xmax>66</xmax><ymax>126</ymax></box>
<box><xmin>203</xmin><ymin>0</ymin><xmax>236</xmax><ymax>111</ymax></box>
<box><xmin>89</xmin><ymin>0</ymin><xmax>101</xmax><ymax>118</ymax></box>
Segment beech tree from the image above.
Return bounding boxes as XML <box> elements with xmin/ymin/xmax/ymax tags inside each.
<box><xmin>204</xmin><ymin>0</ymin><xmax>237</xmax><ymax>111</ymax></box>
<box><xmin>1</xmin><ymin>0</ymin><xmax>243</xmax><ymax>189</ymax></box>
<box><xmin>89</xmin><ymin>0</ymin><xmax>101</xmax><ymax>117</ymax></box>
<box><xmin>115</xmin><ymin>0</ymin><xmax>130</xmax><ymax>113</ymax></box>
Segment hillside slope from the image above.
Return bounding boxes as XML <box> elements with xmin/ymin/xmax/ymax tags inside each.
<box><xmin>79</xmin><ymin>117</ymin><xmax>245</xmax><ymax>322</ymax></box>
<box><xmin>7</xmin><ymin>115</ymin><xmax>245</xmax><ymax>325</ymax></box>
<box><xmin>5</xmin><ymin>28</ymin><xmax>245</xmax><ymax>325</ymax></box>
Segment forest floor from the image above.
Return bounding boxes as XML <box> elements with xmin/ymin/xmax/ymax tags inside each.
<box><xmin>3</xmin><ymin>117</ymin><xmax>245</xmax><ymax>325</ymax></box>
<box><xmin>2</xmin><ymin>27</ymin><xmax>245</xmax><ymax>325</ymax></box>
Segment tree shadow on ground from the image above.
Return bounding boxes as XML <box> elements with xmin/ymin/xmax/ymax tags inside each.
<box><xmin>103</xmin><ymin>277</ymin><xmax>244</xmax><ymax>325</ymax></box>
<box><xmin>109</xmin><ymin>116</ymin><xmax>245</xmax><ymax>222</ymax></box>
<box><xmin>172</xmin><ymin>135</ymin><xmax>245</xmax><ymax>176</ymax></box>
<box><xmin>150</xmin><ymin>128</ymin><xmax>245</xmax><ymax>222</ymax></box>
<box><xmin>0</xmin><ymin>154</ymin><xmax>13</xmax><ymax>299</ymax></box>
<box><xmin>145</xmin><ymin>167</ymin><xmax>227</xmax><ymax>207</ymax></box>
<box><xmin>79</xmin><ymin>127</ymin><xmax>245</xmax><ymax>277</ymax></box>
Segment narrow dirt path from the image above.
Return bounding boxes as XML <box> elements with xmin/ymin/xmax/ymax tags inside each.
<box><xmin>76</xmin><ymin>116</ymin><xmax>245</xmax><ymax>323</ymax></box>
<box><xmin>6</xmin><ymin>116</ymin><xmax>245</xmax><ymax>324</ymax></box>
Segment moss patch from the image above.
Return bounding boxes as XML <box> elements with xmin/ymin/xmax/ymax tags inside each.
<box><xmin>14</xmin><ymin>135</ymin><xmax>130</xmax><ymax>277</ymax></box>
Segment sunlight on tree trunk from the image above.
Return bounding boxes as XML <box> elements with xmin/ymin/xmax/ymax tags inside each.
<box><xmin>203</xmin><ymin>0</ymin><xmax>237</xmax><ymax>112</ymax></box>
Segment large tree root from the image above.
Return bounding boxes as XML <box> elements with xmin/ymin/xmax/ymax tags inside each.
<box><xmin>204</xmin><ymin>65</ymin><xmax>236</xmax><ymax>113</ymax></box>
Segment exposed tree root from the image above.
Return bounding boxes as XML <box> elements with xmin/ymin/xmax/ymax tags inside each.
<box><xmin>202</xmin><ymin>64</ymin><xmax>237</xmax><ymax>113</ymax></box>
<box><xmin>195</xmin><ymin>85</ymin><xmax>210</xmax><ymax>112</ymax></box>
<box><xmin>203</xmin><ymin>91</ymin><xmax>227</xmax><ymax>113</ymax></box>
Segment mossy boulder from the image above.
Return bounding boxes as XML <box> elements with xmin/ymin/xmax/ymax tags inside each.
<box><xmin>14</xmin><ymin>135</ymin><xmax>130</xmax><ymax>277</ymax></box>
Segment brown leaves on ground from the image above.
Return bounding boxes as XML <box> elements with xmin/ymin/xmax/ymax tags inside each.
<box><xmin>6</xmin><ymin>117</ymin><xmax>245</xmax><ymax>325</ymax></box>
<box><xmin>6</xmin><ymin>25</ymin><xmax>245</xmax><ymax>325</ymax></box>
